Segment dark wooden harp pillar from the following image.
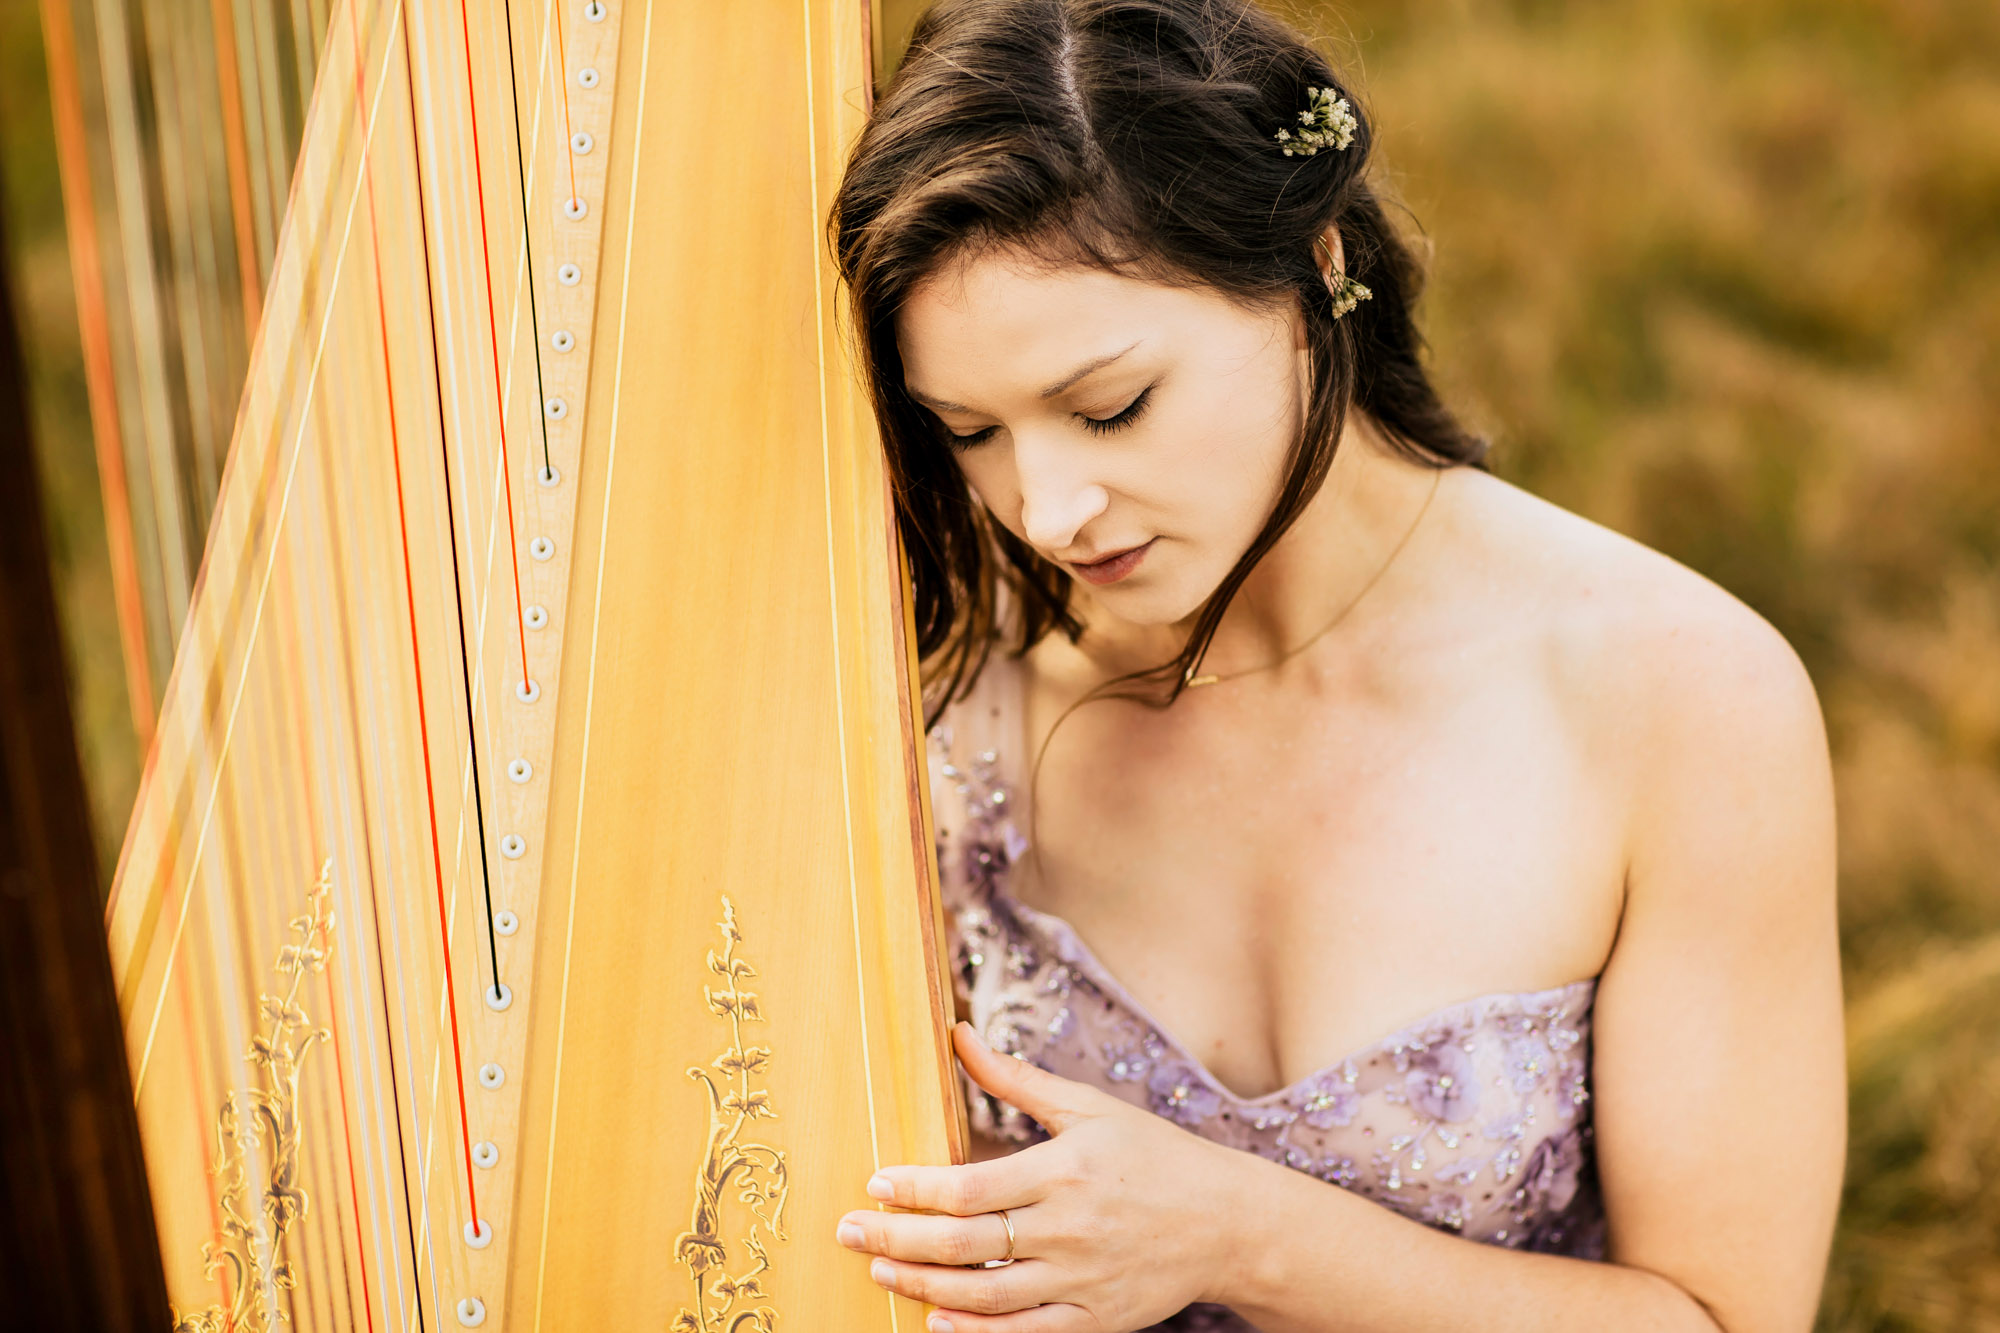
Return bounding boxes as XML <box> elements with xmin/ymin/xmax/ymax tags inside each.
<box><xmin>104</xmin><ymin>1</ymin><xmax>966</xmax><ymax>1327</ymax></box>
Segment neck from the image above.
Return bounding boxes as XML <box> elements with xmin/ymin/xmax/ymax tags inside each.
<box><xmin>1196</xmin><ymin>410</ymin><xmax>1444</xmax><ymax>679</ymax></box>
<box><xmin>1063</xmin><ymin>408</ymin><xmax>1449</xmax><ymax>687</ymax></box>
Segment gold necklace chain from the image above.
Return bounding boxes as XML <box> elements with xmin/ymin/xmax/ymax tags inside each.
<box><xmin>1020</xmin><ymin>463</ymin><xmax>1444</xmax><ymax>898</ymax></box>
<box><xmin>1183</xmin><ymin>463</ymin><xmax>1442</xmax><ymax>688</ymax></box>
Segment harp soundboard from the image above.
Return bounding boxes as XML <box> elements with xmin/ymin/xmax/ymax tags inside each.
<box><xmin>103</xmin><ymin>2</ymin><xmax>965</xmax><ymax>1327</ymax></box>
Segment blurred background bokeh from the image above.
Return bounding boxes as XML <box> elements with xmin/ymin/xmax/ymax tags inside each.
<box><xmin>1</xmin><ymin>1</ymin><xmax>1995</xmax><ymax>1327</ymax></box>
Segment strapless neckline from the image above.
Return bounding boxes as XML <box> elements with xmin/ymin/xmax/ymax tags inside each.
<box><xmin>986</xmin><ymin>875</ymin><xmax>1600</xmax><ymax>1107</ymax></box>
<box><xmin>984</xmin><ymin>650</ymin><xmax>1599</xmax><ymax>1107</ymax></box>
<box><xmin>933</xmin><ymin>642</ymin><xmax>1612</xmax><ymax>1278</ymax></box>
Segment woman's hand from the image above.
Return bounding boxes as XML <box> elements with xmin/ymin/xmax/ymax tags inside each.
<box><xmin>835</xmin><ymin>1021</ymin><xmax>1259</xmax><ymax>1331</ymax></box>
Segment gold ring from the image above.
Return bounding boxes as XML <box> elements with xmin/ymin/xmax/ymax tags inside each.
<box><xmin>997</xmin><ymin>1207</ymin><xmax>1016</xmax><ymax>1264</ymax></box>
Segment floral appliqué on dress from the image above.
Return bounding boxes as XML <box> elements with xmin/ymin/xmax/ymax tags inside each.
<box><xmin>928</xmin><ymin>707</ymin><xmax>1608</xmax><ymax>1332</ymax></box>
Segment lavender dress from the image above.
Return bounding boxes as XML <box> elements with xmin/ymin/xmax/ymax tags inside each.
<box><xmin>928</xmin><ymin>653</ymin><xmax>1608</xmax><ymax>1332</ymax></box>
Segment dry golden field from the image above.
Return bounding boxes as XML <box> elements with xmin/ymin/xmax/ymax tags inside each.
<box><xmin>1283</xmin><ymin>2</ymin><xmax>2000</xmax><ymax>1325</ymax></box>
<box><xmin>4</xmin><ymin>1</ymin><xmax>1998</xmax><ymax>1326</ymax></box>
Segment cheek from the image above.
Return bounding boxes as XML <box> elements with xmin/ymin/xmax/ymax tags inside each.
<box><xmin>953</xmin><ymin>454</ymin><xmax>1022</xmax><ymax>532</ymax></box>
<box><xmin>1150</xmin><ymin>378</ymin><xmax>1296</xmax><ymax>540</ymax></box>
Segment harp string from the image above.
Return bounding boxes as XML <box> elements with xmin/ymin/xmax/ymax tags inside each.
<box><xmin>453</xmin><ymin>0</ymin><xmax>535</xmax><ymax>701</ymax></box>
<box><xmin>346</xmin><ymin>0</ymin><xmax>482</xmax><ymax>1234</ymax></box>
<box><xmin>798</xmin><ymin>0</ymin><xmax>893</xmax><ymax>1208</ymax></box>
<box><xmin>501</xmin><ymin>0</ymin><xmax>556</xmax><ymax>479</ymax></box>
<box><xmin>292</xmin><ymin>612</ymin><xmax>379</xmax><ymax>1331</ymax></box>
<box><xmin>529</xmin><ymin>1</ymin><xmax>656</xmax><ymax>1321</ymax></box>
<box><xmin>306</xmin><ymin>13</ymin><xmax>420</xmax><ymax>1320</ymax></box>
<box><xmin>552</xmin><ymin>1</ymin><xmax>578</xmax><ymax>209</ymax></box>
<box><xmin>270</xmin><ymin>494</ymin><xmax>365</xmax><ymax>1330</ymax></box>
<box><xmin>291</xmin><ymin>85</ymin><xmax>432</xmax><ymax>1316</ymax></box>
<box><xmin>132</xmin><ymin>0</ymin><xmax>393</xmax><ymax>1102</ymax></box>
<box><xmin>410</xmin><ymin>0</ymin><xmax>506</xmax><ymax>1013</ymax></box>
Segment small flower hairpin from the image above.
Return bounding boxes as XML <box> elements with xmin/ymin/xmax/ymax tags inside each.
<box><xmin>1327</xmin><ymin>270</ymin><xmax>1372</xmax><ymax>317</ymax></box>
<box><xmin>1313</xmin><ymin>234</ymin><xmax>1372</xmax><ymax>319</ymax></box>
<box><xmin>1275</xmin><ymin>85</ymin><xmax>1358</xmax><ymax>157</ymax></box>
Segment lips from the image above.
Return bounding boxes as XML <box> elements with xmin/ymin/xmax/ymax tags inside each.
<box><xmin>1068</xmin><ymin>538</ymin><xmax>1154</xmax><ymax>586</ymax></box>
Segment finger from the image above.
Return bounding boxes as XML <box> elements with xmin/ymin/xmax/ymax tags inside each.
<box><xmin>924</xmin><ymin>1302</ymin><xmax>1095</xmax><ymax>1333</ymax></box>
<box><xmin>866</xmin><ymin>1255</ymin><xmax>1064</xmax><ymax>1317</ymax></box>
<box><xmin>953</xmin><ymin>1022</ymin><xmax>1102</xmax><ymax>1135</ymax></box>
<box><xmin>837</xmin><ymin>1205</ymin><xmax>1022</xmax><ymax>1266</ymax></box>
<box><xmin>866</xmin><ymin>1151</ymin><xmax>1050</xmax><ymax>1215</ymax></box>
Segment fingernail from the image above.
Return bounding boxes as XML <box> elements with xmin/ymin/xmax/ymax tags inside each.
<box><xmin>866</xmin><ymin>1172</ymin><xmax>893</xmax><ymax>1201</ymax></box>
<box><xmin>870</xmin><ymin>1257</ymin><xmax>892</xmax><ymax>1285</ymax></box>
<box><xmin>836</xmin><ymin>1220</ymin><xmax>864</xmax><ymax>1248</ymax></box>
<box><xmin>929</xmin><ymin>1317</ymin><xmax>955</xmax><ymax>1333</ymax></box>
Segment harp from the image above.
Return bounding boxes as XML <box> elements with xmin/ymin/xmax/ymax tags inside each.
<box><xmin>101</xmin><ymin>1</ymin><xmax>965</xmax><ymax>1327</ymax></box>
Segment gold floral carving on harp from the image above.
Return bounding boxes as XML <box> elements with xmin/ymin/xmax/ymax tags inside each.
<box><xmin>172</xmin><ymin>861</ymin><xmax>335</xmax><ymax>1333</ymax></box>
<box><xmin>674</xmin><ymin>896</ymin><xmax>792</xmax><ymax>1332</ymax></box>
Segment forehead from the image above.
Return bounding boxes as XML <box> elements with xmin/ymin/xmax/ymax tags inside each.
<box><xmin>895</xmin><ymin>247</ymin><xmax>1250</xmax><ymax>398</ymax></box>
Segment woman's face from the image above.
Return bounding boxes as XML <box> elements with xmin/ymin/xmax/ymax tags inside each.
<box><xmin>896</xmin><ymin>246</ymin><xmax>1306</xmax><ymax>628</ymax></box>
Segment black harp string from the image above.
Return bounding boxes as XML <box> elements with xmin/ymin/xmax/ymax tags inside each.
<box><xmin>400</xmin><ymin>0</ymin><xmax>504</xmax><ymax>998</ymax></box>
<box><xmin>501</xmin><ymin>0</ymin><xmax>554</xmax><ymax>477</ymax></box>
<box><xmin>346</xmin><ymin>0</ymin><xmax>438</xmax><ymax>1320</ymax></box>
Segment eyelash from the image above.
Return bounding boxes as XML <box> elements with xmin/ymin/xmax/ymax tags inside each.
<box><xmin>1083</xmin><ymin>384</ymin><xmax>1155</xmax><ymax>436</ymax></box>
<box><xmin>944</xmin><ymin>384</ymin><xmax>1156</xmax><ymax>451</ymax></box>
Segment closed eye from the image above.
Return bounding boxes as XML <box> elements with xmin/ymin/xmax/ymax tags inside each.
<box><xmin>1080</xmin><ymin>383</ymin><xmax>1155</xmax><ymax>436</ymax></box>
<box><xmin>943</xmin><ymin>424</ymin><xmax>998</xmax><ymax>450</ymax></box>
<box><xmin>941</xmin><ymin>384</ymin><xmax>1157</xmax><ymax>452</ymax></box>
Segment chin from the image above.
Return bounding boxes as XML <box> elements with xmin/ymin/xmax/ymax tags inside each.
<box><xmin>1077</xmin><ymin>579</ymin><xmax>1213</xmax><ymax>632</ymax></box>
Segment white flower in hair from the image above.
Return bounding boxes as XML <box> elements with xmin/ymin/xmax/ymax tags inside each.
<box><xmin>1277</xmin><ymin>85</ymin><xmax>1357</xmax><ymax>157</ymax></box>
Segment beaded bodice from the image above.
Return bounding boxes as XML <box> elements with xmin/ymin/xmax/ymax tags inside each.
<box><xmin>926</xmin><ymin>655</ymin><xmax>1608</xmax><ymax>1330</ymax></box>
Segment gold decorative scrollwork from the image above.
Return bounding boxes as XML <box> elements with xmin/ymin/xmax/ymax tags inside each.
<box><xmin>672</xmin><ymin>896</ymin><xmax>790</xmax><ymax>1332</ymax></box>
<box><xmin>171</xmin><ymin>861</ymin><xmax>335</xmax><ymax>1333</ymax></box>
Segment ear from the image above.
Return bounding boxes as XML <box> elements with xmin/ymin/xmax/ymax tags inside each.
<box><xmin>1313</xmin><ymin>226</ymin><xmax>1347</xmax><ymax>287</ymax></box>
<box><xmin>1297</xmin><ymin>226</ymin><xmax>1347</xmax><ymax>352</ymax></box>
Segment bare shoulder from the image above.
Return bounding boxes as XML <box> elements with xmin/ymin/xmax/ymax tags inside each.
<box><xmin>1446</xmin><ymin>467</ymin><xmax>1845</xmax><ymax>1327</ymax></box>
<box><xmin>1444</xmin><ymin>465</ymin><xmax>1829</xmax><ymax>819</ymax></box>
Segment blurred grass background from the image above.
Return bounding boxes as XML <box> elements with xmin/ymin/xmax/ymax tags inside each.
<box><xmin>0</xmin><ymin>0</ymin><xmax>140</xmax><ymax>872</ymax></box>
<box><xmin>1298</xmin><ymin>3</ymin><xmax>2000</xmax><ymax>1325</ymax></box>
<box><xmin>5</xmin><ymin>0</ymin><xmax>1998</xmax><ymax>1326</ymax></box>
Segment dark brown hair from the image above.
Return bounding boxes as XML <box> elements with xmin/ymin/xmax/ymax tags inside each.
<box><xmin>830</xmin><ymin>0</ymin><xmax>1490</xmax><ymax>728</ymax></box>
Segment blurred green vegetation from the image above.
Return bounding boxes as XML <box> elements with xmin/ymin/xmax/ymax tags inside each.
<box><xmin>3</xmin><ymin>0</ymin><xmax>1997</xmax><ymax>1326</ymax></box>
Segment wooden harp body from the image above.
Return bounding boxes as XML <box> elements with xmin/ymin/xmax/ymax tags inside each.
<box><xmin>104</xmin><ymin>1</ymin><xmax>963</xmax><ymax>1327</ymax></box>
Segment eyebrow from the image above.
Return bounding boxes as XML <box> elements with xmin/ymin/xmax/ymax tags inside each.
<box><xmin>907</xmin><ymin>340</ymin><xmax>1144</xmax><ymax>415</ymax></box>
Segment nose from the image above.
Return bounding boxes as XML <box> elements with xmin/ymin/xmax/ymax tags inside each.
<box><xmin>1013</xmin><ymin>432</ymin><xmax>1109</xmax><ymax>556</ymax></box>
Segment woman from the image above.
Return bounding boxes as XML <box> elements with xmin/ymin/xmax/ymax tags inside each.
<box><xmin>828</xmin><ymin>2</ymin><xmax>1846</xmax><ymax>1329</ymax></box>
